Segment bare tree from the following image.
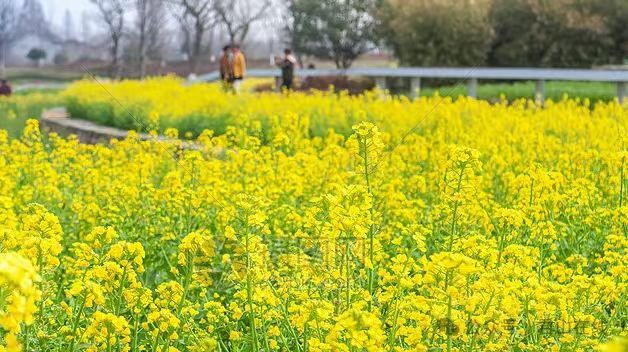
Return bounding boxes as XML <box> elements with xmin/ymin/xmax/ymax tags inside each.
<box><xmin>171</xmin><ymin>0</ymin><xmax>219</xmax><ymax>73</ymax></box>
<box><xmin>146</xmin><ymin>3</ymin><xmax>168</xmax><ymax>59</ymax></box>
<box><xmin>0</xmin><ymin>0</ymin><xmax>21</xmax><ymax>78</ymax></box>
<box><xmin>135</xmin><ymin>0</ymin><xmax>166</xmax><ymax>78</ymax></box>
<box><xmin>90</xmin><ymin>0</ymin><xmax>127</xmax><ymax>78</ymax></box>
<box><xmin>173</xmin><ymin>9</ymin><xmax>194</xmax><ymax>62</ymax></box>
<box><xmin>215</xmin><ymin>0</ymin><xmax>271</xmax><ymax>45</ymax></box>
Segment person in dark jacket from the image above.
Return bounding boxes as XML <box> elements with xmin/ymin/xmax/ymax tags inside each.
<box><xmin>0</xmin><ymin>80</ymin><xmax>12</xmax><ymax>96</ymax></box>
<box><xmin>275</xmin><ymin>49</ymin><xmax>298</xmax><ymax>91</ymax></box>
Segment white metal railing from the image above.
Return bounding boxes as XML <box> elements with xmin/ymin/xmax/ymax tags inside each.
<box><xmin>192</xmin><ymin>66</ymin><xmax>628</xmax><ymax>103</ymax></box>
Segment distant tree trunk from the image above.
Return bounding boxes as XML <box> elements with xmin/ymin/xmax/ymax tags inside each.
<box><xmin>137</xmin><ymin>0</ymin><xmax>148</xmax><ymax>79</ymax></box>
<box><xmin>192</xmin><ymin>20</ymin><xmax>204</xmax><ymax>73</ymax></box>
<box><xmin>90</xmin><ymin>0</ymin><xmax>126</xmax><ymax>79</ymax></box>
<box><xmin>226</xmin><ymin>27</ymin><xmax>235</xmax><ymax>45</ymax></box>
<box><xmin>176</xmin><ymin>0</ymin><xmax>219</xmax><ymax>75</ymax></box>
<box><xmin>135</xmin><ymin>0</ymin><xmax>164</xmax><ymax>79</ymax></box>
<box><xmin>0</xmin><ymin>44</ymin><xmax>5</xmax><ymax>79</ymax></box>
<box><xmin>109</xmin><ymin>26</ymin><xmax>123</xmax><ymax>78</ymax></box>
<box><xmin>139</xmin><ymin>33</ymin><xmax>147</xmax><ymax>79</ymax></box>
<box><xmin>173</xmin><ymin>10</ymin><xmax>193</xmax><ymax>70</ymax></box>
<box><xmin>111</xmin><ymin>36</ymin><xmax>120</xmax><ymax>78</ymax></box>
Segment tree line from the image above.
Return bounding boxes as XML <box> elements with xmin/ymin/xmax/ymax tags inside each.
<box><xmin>0</xmin><ymin>0</ymin><xmax>274</xmax><ymax>79</ymax></box>
<box><xmin>90</xmin><ymin>0</ymin><xmax>273</xmax><ymax>78</ymax></box>
<box><xmin>288</xmin><ymin>0</ymin><xmax>627</xmax><ymax>69</ymax></box>
<box><xmin>2</xmin><ymin>0</ymin><xmax>626</xmax><ymax>80</ymax></box>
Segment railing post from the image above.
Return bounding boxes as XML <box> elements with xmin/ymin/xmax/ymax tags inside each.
<box><xmin>375</xmin><ymin>77</ymin><xmax>387</xmax><ymax>91</ymax></box>
<box><xmin>535</xmin><ymin>80</ymin><xmax>545</xmax><ymax>105</ymax></box>
<box><xmin>618</xmin><ymin>82</ymin><xmax>627</xmax><ymax>104</ymax></box>
<box><xmin>467</xmin><ymin>78</ymin><xmax>477</xmax><ymax>98</ymax></box>
<box><xmin>410</xmin><ymin>77</ymin><xmax>421</xmax><ymax>99</ymax></box>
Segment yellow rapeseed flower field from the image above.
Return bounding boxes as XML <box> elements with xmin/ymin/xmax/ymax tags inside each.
<box><xmin>0</xmin><ymin>78</ymin><xmax>626</xmax><ymax>352</ymax></box>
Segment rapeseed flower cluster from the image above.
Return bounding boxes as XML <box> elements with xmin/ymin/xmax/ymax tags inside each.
<box><xmin>0</xmin><ymin>83</ymin><xmax>627</xmax><ymax>351</ymax></box>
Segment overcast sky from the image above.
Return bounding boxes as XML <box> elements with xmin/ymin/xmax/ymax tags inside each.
<box><xmin>44</xmin><ymin>0</ymin><xmax>91</xmax><ymax>26</ymax></box>
<box><xmin>40</xmin><ymin>0</ymin><xmax>281</xmax><ymax>47</ymax></box>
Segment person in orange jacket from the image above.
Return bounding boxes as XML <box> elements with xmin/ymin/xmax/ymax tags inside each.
<box><xmin>231</xmin><ymin>44</ymin><xmax>246</xmax><ymax>93</ymax></box>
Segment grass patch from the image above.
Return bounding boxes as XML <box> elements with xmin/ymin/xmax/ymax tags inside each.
<box><xmin>0</xmin><ymin>91</ymin><xmax>64</xmax><ymax>138</ymax></box>
<box><xmin>420</xmin><ymin>80</ymin><xmax>617</xmax><ymax>102</ymax></box>
<box><xmin>4</xmin><ymin>67</ymin><xmax>84</xmax><ymax>82</ymax></box>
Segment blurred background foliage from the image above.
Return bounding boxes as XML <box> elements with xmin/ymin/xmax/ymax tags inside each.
<box><xmin>376</xmin><ymin>0</ymin><xmax>627</xmax><ymax>68</ymax></box>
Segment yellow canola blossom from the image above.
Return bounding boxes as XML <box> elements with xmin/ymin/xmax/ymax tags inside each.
<box><xmin>0</xmin><ymin>253</ymin><xmax>40</xmax><ymax>352</ymax></box>
<box><xmin>0</xmin><ymin>83</ymin><xmax>627</xmax><ymax>352</ymax></box>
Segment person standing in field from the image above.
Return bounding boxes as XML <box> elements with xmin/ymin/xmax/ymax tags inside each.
<box><xmin>231</xmin><ymin>44</ymin><xmax>246</xmax><ymax>93</ymax></box>
<box><xmin>219</xmin><ymin>45</ymin><xmax>233</xmax><ymax>92</ymax></box>
<box><xmin>0</xmin><ymin>80</ymin><xmax>12</xmax><ymax>96</ymax></box>
<box><xmin>275</xmin><ymin>48</ymin><xmax>298</xmax><ymax>91</ymax></box>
